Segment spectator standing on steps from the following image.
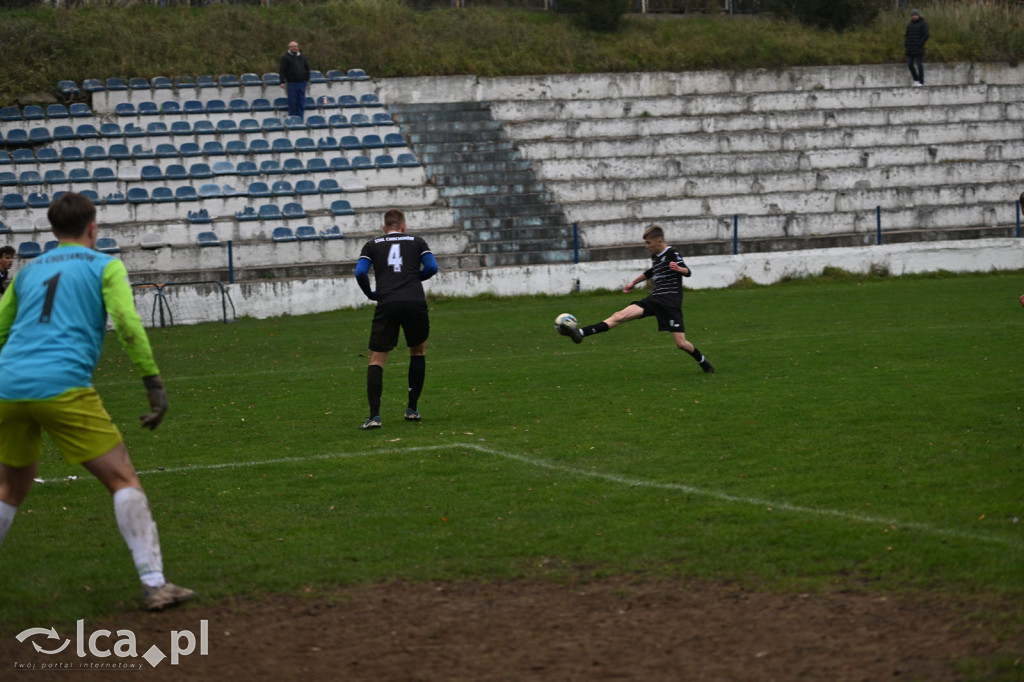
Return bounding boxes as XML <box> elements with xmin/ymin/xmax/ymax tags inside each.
<box><xmin>279</xmin><ymin>40</ymin><xmax>312</xmax><ymax>120</ymax></box>
<box><xmin>905</xmin><ymin>9</ymin><xmax>930</xmax><ymax>87</ymax></box>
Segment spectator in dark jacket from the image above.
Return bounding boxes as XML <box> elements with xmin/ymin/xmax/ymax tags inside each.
<box><xmin>904</xmin><ymin>9</ymin><xmax>930</xmax><ymax>86</ymax></box>
<box><xmin>279</xmin><ymin>40</ymin><xmax>312</xmax><ymax>119</ymax></box>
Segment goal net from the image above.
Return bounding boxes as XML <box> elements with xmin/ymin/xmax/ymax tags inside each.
<box><xmin>131</xmin><ymin>281</ymin><xmax>236</xmax><ymax>327</ymax></box>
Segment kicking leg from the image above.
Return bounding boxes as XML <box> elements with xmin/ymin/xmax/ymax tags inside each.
<box><xmin>673</xmin><ymin>332</ymin><xmax>714</xmax><ymax>373</ymax></box>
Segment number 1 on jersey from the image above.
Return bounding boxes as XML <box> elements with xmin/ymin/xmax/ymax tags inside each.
<box><xmin>387</xmin><ymin>243</ymin><xmax>403</xmax><ymax>272</ymax></box>
<box><xmin>40</xmin><ymin>272</ymin><xmax>61</xmax><ymax>324</ymax></box>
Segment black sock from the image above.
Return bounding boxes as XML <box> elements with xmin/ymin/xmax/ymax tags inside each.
<box><xmin>581</xmin><ymin>322</ymin><xmax>609</xmax><ymax>337</ymax></box>
<box><xmin>367</xmin><ymin>365</ymin><xmax>383</xmax><ymax>417</ymax></box>
<box><xmin>407</xmin><ymin>355</ymin><xmax>425</xmax><ymax>411</ymax></box>
<box><xmin>684</xmin><ymin>346</ymin><xmax>705</xmax><ymax>363</ymax></box>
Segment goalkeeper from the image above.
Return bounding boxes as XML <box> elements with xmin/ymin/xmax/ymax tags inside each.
<box><xmin>0</xmin><ymin>192</ymin><xmax>194</xmax><ymax>611</ymax></box>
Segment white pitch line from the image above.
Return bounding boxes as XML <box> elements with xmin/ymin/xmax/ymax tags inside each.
<box><xmin>37</xmin><ymin>442</ymin><xmax>1019</xmax><ymax>548</ymax></box>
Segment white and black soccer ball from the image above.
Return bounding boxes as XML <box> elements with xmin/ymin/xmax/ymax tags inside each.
<box><xmin>554</xmin><ymin>312</ymin><xmax>577</xmax><ymax>329</ymax></box>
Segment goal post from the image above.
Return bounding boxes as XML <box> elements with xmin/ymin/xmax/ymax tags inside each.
<box><xmin>131</xmin><ymin>281</ymin><xmax>236</xmax><ymax>328</ymax></box>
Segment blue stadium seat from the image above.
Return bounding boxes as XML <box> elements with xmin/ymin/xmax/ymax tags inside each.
<box><xmin>228</xmin><ymin>99</ymin><xmax>250</xmax><ymax>114</ymax></box>
<box><xmin>195</xmin><ymin>75</ymin><xmax>216</xmax><ymax>88</ymax></box>
<box><xmin>236</xmin><ymin>161</ymin><xmax>258</xmax><ymax>176</ymax></box>
<box><xmin>43</xmin><ymin>240</ymin><xmax>58</xmax><ymax>252</ymax></box>
<box><xmin>296</xmin><ymin>225</ymin><xmax>318</xmax><ymax>241</ymax></box>
<box><xmin>0</xmin><ymin>172</ymin><xmax>16</xmax><ymax>187</ymax></box>
<box><xmin>338</xmin><ymin>95</ymin><xmax>359</xmax><ymax>109</ymax></box>
<box><xmin>306</xmin><ymin>115</ymin><xmax>328</xmax><ymax>130</ymax></box>
<box><xmin>46</xmin><ymin>104</ymin><xmax>69</xmax><ymax>119</ymax></box>
<box><xmin>127</xmin><ymin>187</ymin><xmax>150</xmax><ymax>204</ymax></box>
<box><xmin>328</xmin><ymin>114</ymin><xmax>349</xmax><ymax>128</ymax></box>
<box><xmin>84</xmin><ymin>145</ymin><xmax>108</xmax><ymax>161</ymax></box>
<box><xmin>151</xmin><ymin>76</ymin><xmax>173</xmax><ymax>89</ymax></box>
<box><xmin>176</xmin><ymin>186</ymin><xmax>199</xmax><ymax>202</ymax></box>
<box><xmin>375</xmin><ymin>154</ymin><xmax>397</xmax><ymax>169</ymax></box>
<box><xmin>206</xmin><ymin>99</ymin><xmax>227</xmax><ymax>114</ymax></box>
<box><xmin>283</xmin><ymin>159</ymin><xmax>304</xmax><ymax>174</ymax></box>
<box><xmin>5</xmin><ymin>129</ymin><xmax>27</xmax><ymax>144</ymax></box>
<box><xmin>259</xmin><ymin>160</ymin><xmax>282</xmax><ymax>175</ymax></box>
<box><xmin>248</xmin><ymin>182</ymin><xmax>271</xmax><ymax>198</ymax></box>
<box><xmin>329</xmin><ymin>157</ymin><xmax>352</xmax><ymax>172</ymax></box>
<box><xmin>93</xmin><ymin>167</ymin><xmax>117</xmax><ymax>183</ymax></box>
<box><xmin>115</xmin><ymin>102</ymin><xmax>136</xmax><ymax>117</ymax></box>
<box><xmin>308</xmin><ymin>70</ymin><xmax>327</xmax><ymax>84</ymax></box>
<box><xmin>173</xmin><ymin>75</ymin><xmax>195</xmax><ymax>88</ymax></box>
<box><xmin>19</xmin><ymin>170</ymin><xmax>43</xmax><ymax>186</ymax></box>
<box><xmin>362</xmin><ymin>134</ymin><xmax>385</xmax><ymax>149</ymax></box>
<box><xmin>138</xmin><ymin>101</ymin><xmax>160</xmax><ymax>116</ymax></box>
<box><xmin>109</xmin><ymin>144</ymin><xmax>131</xmax><ymax>160</ymax></box>
<box><xmin>17</xmin><ymin>242</ymin><xmax>42</xmax><ymax>259</ymax></box>
<box><xmin>165</xmin><ymin>164</ymin><xmax>188</xmax><ymax>181</ymax></box>
<box><xmin>161</xmin><ymin>100</ymin><xmax>182</xmax><ymax>115</ymax></box>
<box><xmin>203</xmin><ymin>141</ymin><xmax>225</xmax><ymax>156</ymax></box>
<box><xmin>330</xmin><ymin>199</ymin><xmax>354</xmax><ymax>216</ymax></box>
<box><xmin>105</xmin><ymin>77</ymin><xmax>128</xmax><ymax>91</ymax></box>
<box><xmin>262</xmin><ymin>73</ymin><xmax>280</xmax><ymax>87</ymax></box>
<box><xmin>179</xmin><ymin>142</ymin><xmax>202</xmax><ymax>157</ymax></box>
<box><xmin>318</xmin><ymin>136</ymin><xmax>340</xmax><ymax>152</ymax></box>
<box><xmin>295</xmin><ymin>180</ymin><xmax>317</xmax><ymax>196</ymax></box>
<box><xmin>262</xmin><ymin>117</ymin><xmax>284</xmax><ymax>133</ymax></box>
<box><xmin>284</xmin><ymin>116</ymin><xmax>306</xmax><ymax>130</ymax></box>
<box><xmin>317</xmin><ymin>178</ymin><xmax>341</xmax><ymax>194</ymax></box>
<box><xmin>99</xmin><ymin>122</ymin><xmax>122</xmax><ymax>138</ymax></box>
<box><xmin>123</xmin><ymin>124</ymin><xmax>145</xmax><ymax>138</ymax></box>
<box><xmin>273</xmin><ymin>97</ymin><xmax>289</xmax><ymax>112</ymax></box>
<box><xmin>258</xmin><ymin>204</ymin><xmax>282</xmax><ymax>221</ymax></box>
<box><xmin>27</xmin><ymin>192</ymin><xmax>49</xmax><ymax>208</ymax></box>
<box><xmin>212</xmin><ymin>160</ymin><xmax>235</xmax><ymax>176</ymax></box>
<box><xmin>23</xmin><ymin>105</ymin><xmax>45</xmax><ymax>120</ymax></box>
<box><xmin>372</xmin><ymin>112</ymin><xmax>395</xmax><ymax>126</ymax></box>
<box><xmin>295</xmin><ymin>137</ymin><xmax>316</xmax><ymax>152</ymax></box>
<box><xmin>0</xmin><ymin>106</ymin><xmax>21</xmax><ymax>121</ymax></box>
<box><xmin>102</xmin><ymin>191</ymin><xmax>126</xmax><ymax>205</ymax></box>
<box><xmin>129</xmin><ymin>77</ymin><xmax>150</xmax><ymax>90</ymax></box>
<box><xmin>225</xmin><ymin>140</ymin><xmax>247</xmax><ymax>156</ymax></box>
<box><xmin>350</xmin><ymin>113</ymin><xmax>372</xmax><ymax>128</ymax></box>
<box><xmin>37</xmin><ymin>148</ymin><xmax>60</xmax><ymax>164</ymax></box>
<box><xmin>53</xmin><ymin>125</ymin><xmax>76</xmax><ymax>141</ymax></box>
<box><xmin>68</xmin><ymin>168</ymin><xmax>91</xmax><ymax>183</ymax></box>
<box><xmin>248</xmin><ymin>139</ymin><xmax>271</xmax><ymax>155</ymax></box>
<box><xmin>360</xmin><ymin>94</ymin><xmax>382</xmax><ymax>108</ymax></box>
<box><xmin>130</xmin><ymin>144</ymin><xmax>154</xmax><ymax>160</ymax></box>
<box><xmin>306</xmin><ymin>158</ymin><xmax>329</xmax><ymax>174</ymax></box>
<box><xmin>218</xmin><ymin>74</ymin><xmax>240</xmax><ymax>88</ymax></box>
<box><xmin>239</xmin><ymin>118</ymin><xmax>261</xmax><ymax>133</ymax></box>
<box><xmin>235</xmin><ymin>206</ymin><xmax>258</xmax><ymax>221</ymax></box>
<box><xmin>96</xmin><ymin>237</ymin><xmax>120</xmax><ymax>253</ymax></box>
<box><xmin>272</xmin><ymin>226</ymin><xmax>296</xmax><ymax>243</ymax></box>
<box><xmin>240</xmin><ymin>73</ymin><xmax>261</xmax><ymax>87</ymax></box>
<box><xmin>170</xmin><ymin>121</ymin><xmax>192</xmax><ymax>136</ymax></box>
<box><xmin>198</xmin><ymin>183</ymin><xmax>222</xmax><ymax>199</ymax></box>
<box><xmin>69</xmin><ymin>103</ymin><xmax>91</xmax><ymax>118</ymax></box>
<box><xmin>79</xmin><ymin>189</ymin><xmax>100</xmax><ymax>203</ymax></box>
<box><xmin>182</xmin><ymin>100</ymin><xmax>204</xmax><ymax>115</ymax></box>
<box><xmin>397</xmin><ymin>153</ymin><xmax>421</xmax><ymax>168</ymax></box>
<box><xmin>59</xmin><ymin>80</ymin><xmax>80</xmax><ymax>96</ymax></box>
<box><xmin>321</xmin><ymin>225</ymin><xmax>344</xmax><ymax>240</ymax></box>
<box><xmin>44</xmin><ymin>169</ymin><xmax>67</xmax><ymax>184</ymax></box>
<box><xmin>155</xmin><ymin>143</ymin><xmax>177</xmax><ymax>158</ymax></box>
<box><xmin>0</xmin><ymin>151</ymin><xmax>9</xmax><ymax>165</ymax></box>
<box><xmin>152</xmin><ymin>186</ymin><xmax>174</xmax><ymax>203</ymax></box>
<box><xmin>82</xmin><ymin>78</ymin><xmax>104</xmax><ymax>92</ymax></box>
<box><xmin>352</xmin><ymin>155</ymin><xmax>372</xmax><ymax>170</ymax></box>
<box><xmin>271</xmin><ymin>138</ymin><xmax>294</xmax><ymax>154</ymax></box>
<box><xmin>326</xmin><ymin>70</ymin><xmax>348</xmax><ymax>82</ymax></box>
<box><xmin>251</xmin><ymin>98</ymin><xmax>273</xmax><ymax>113</ymax></box>
<box><xmin>29</xmin><ymin>127</ymin><xmax>52</xmax><ymax>144</ymax></box>
<box><xmin>384</xmin><ymin>132</ymin><xmax>407</xmax><ymax>148</ymax></box>
<box><xmin>193</xmin><ymin>120</ymin><xmax>216</xmax><ymax>136</ymax></box>
<box><xmin>197</xmin><ymin>232</ymin><xmax>221</xmax><ymax>248</ymax></box>
<box><xmin>12</xmin><ymin>149</ymin><xmax>35</xmax><ymax>165</ymax></box>
<box><xmin>189</xmin><ymin>163</ymin><xmax>213</xmax><ymax>180</ymax></box>
<box><xmin>348</xmin><ymin>68</ymin><xmax>370</xmax><ymax>81</ymax></box>
<box><xmin>188</xmin><ymin>208</ymin><xmax>211</xmax><ymax>224</ymax></box>
<box><xmin>2</xmin><ymin>193</ymin><xmax>26</xmax><ymax>210</ymax></box>
<box><xmin>146</xmin><ymin>122</ymin><xmax>169</xmax><ymax>137</ymax></box>
<box><xmin>271</xmin><ymin>180</ymin><xmax>294</xmax><ymax>196</ymax></box>
<box><xmin>340</xmin><ymin>135</ymin><xmax>362</xmax><ymax>151</ymax></box>
<box><xmin>283</xmin><ymin>201</ymin><xmax>306</xmax><ymax>219</ymax></box>
<box><xmin>141</xmin><ymin>165</ymin><xmax>164</xmax><ymax>181</ymax></box>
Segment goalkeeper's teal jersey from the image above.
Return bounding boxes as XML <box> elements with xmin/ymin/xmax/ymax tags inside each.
<box><xmin>0</xmin><ymin>244</ymin><xmax>159</xmax><ymax>400</ymax></box>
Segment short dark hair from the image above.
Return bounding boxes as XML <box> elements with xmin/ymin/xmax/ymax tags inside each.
<box><xmin>643</xmin><ymin>225</ymin><xmax>665</xmax><ymax>241</ymax></box>
<box><xmin>47</xmin><ymin>191</ymin><xmax>96</xmax><ymax>239</ymax></box>
<box><xmin>384</xmin><ymin>208</ymin><xmax>405</xmax><ymax>230</ymax></box>
<box><xmin>0</xmin><ymin>246</ymin><xmax>14</xmax><ymax>258</ymax></box>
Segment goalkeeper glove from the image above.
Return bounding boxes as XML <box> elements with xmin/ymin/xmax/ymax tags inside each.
<box><xmin>140</xmin><ymin>374</ymin><xmax>168</xmax><ymax>430</ymax></box>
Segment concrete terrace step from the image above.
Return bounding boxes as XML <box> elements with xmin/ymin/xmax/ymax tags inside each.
<box><xmin>440</xmin><ymin>182</ymin><xmax>547</xmax><ymax>197</ymax></box>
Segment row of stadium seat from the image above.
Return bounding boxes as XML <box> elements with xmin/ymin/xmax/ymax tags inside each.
<box><xmin>60</xmin><ymin>70</ymin><xmax>369</xmax><ymax>95</ymax></box>
<box><xmin>1</xmin><ymin>153</ymin><xmax>415</xmax><ymax>186</ymax></box>
<box><xmin>14</xmin><ymin>238</ymin><xmax>120</xmax><ymax>258</ymax></box>
<box><xmin>2</xmin><ymin>116</ymin><xmax>398</xmax><ymax>144</ymax></box>
<box><xmin>0</xmin><ymin>104</ymin><xmax>92</xmax><ymax>121</ymax></box>
<box><xmin>111</xmin><ymin>94</ymin><xmax>382</xmax><ymax>117</ymax></box>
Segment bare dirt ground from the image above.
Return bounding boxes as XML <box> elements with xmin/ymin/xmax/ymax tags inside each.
<box><xmin>4</xmin><ymin>579</ymin><xmax>1021</xmax><ymax>681</ymax></box>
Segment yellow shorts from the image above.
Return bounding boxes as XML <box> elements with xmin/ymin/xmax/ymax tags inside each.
<box><xmin>0</xmin><ymin>388</ymin><xmax>124</xmax><ymax>468</ymax></box>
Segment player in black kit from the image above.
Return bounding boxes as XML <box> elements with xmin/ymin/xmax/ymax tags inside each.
<box><xmin>557</xmin><ymin>225</ymin><xmax>714</xmax><ymax>374</ymax></box>
<box><xmin>355</xmin><ymin>209</ymin><xmax>439</xmax><ymax>429</ymax></box>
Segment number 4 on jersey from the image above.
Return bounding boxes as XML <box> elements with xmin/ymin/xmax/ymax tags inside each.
<box><xmin>388</xmin><ymin>244</ymin><xmax>403</xmax><ymax>272</ymax></box>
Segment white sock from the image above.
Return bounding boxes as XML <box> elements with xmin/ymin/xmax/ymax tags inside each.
<box><xmin>0</xmin><ymin>500</ymin><xmax>17</xmax><ymax>549</ymax></box>
<box><xmin>112</xmin><ymin>487</ymin><xmax>165</xmax><ymax>588</ymax></box>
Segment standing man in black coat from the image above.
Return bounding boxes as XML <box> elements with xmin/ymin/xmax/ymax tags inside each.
<box><xmin>279</xmin><ymin>40</ymin><xmax>312</xmax><ymax>119</ymax></box>
<box><xmin>905</xmin><ymin>9</ymin><xmax>930</xmax><ymax>87</ymax></box>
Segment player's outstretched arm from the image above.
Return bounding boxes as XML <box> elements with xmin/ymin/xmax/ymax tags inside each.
<box><xmin>354</xmin><ymin>258</ymin><xmax>377</xmax><ymax>300</ymax></box>
<box><xmin>140</xmin><ymin>374</ymin><xmax>168</xmax><ymax>430</ymax></box>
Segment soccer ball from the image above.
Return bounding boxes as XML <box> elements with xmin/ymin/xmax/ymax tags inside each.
<box><xmin>554</xmin><ymin>313</ymin><xmax>577</xmax><ymax>329</ymax></box>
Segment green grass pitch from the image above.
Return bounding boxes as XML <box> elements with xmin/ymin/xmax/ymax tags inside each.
<box><xmin>1</xmin><ymin>270</ymin><xmax>1022</xmax><ymax>628</ymax></box>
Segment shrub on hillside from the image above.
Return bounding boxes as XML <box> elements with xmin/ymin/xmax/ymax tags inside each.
<box><xmin>770</xmin><ymin>0</ymin><xmax>882</xmax><ymax>31</ymax></box>
<box><xmin>556</xmin><ymin>0</ymin><xmax>631</xmax><ymax>32</ymax></box>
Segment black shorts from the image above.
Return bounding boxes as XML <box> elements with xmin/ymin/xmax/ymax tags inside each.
<box><xmin>369</xmin><ymin>300</ymin><xmax>430</xmax><ymax>352</ymax></box>
<box><xmin>633</xmin><ymin>297</ymin><xmax>685</xmax><ymax>333</ymax></box>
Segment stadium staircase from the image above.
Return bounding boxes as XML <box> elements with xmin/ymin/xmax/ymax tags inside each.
<box><xmin>388</xmin><ymin>101</ymin><xmax>575</xmax><ymax>266</ymax></box>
